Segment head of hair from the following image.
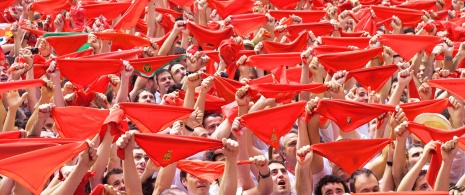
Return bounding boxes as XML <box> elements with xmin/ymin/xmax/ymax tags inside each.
<box><xmin>102</xmin><ymin>168</ymin><xmax>123</xmax><ymax>184</ymax></box>
<box><xmin>412</xmin><ymin>169</ymin><xmax>427</xmax><ymax>190</ymax></box>
<box><xmin>174</xmin><ymin>47</ymin><xmax>186</xmax><ymax>55</ymax></box>
<box><xmin>202</xmin><ymin>112</ymin><xmax>222</xmax><ymax>126</ymax></box>
<box><xmin>167</xmin><ymin>83</ymin><xmax>183</xmax><ymax>94</ymax></box>
<box><xmin>160</xmin><ymin>188</ymin><xmax>187</xmax><ymax>195</ymax></box>
<box><xmin>156</xmin><ymin>69</ymin><xmax>172</xmax><ymax>83</ymax></box>
<box><xmin>133</xmin><ymin>89</ymin><xmax>151</xmax><ymax>103</ymax></box>
<box><xmin>142</xmin><ymin>177</ymin><xmax>156</xmax><ymax>195</ymax></box>
<box><xmin>406</xmin><ymin>143</ymin><xmax>424</xmax><ymax>158</ymax></box>
<box><xmin>205</xmin><ymin>149</ymin><xmax>223</xmax><ymax>162</ymax></box>
<box><xmin>279</xmin><ymin>129</ymin><xmax>298</xmax><ymax>152</ymax></box>
<box><xmin>349</xmin><ymin>168</ymin><xmax>378</xmax><ymax>193</ymax></box>
<box><xmin>315</xmin><ymin>175</ymin><xmax>350</xmax><ymax>195</ymax></box>
<box><xmin>268</xmin><ymin>160</ymin><xmax>286</xmax><ymax>167</ymax></box>
<box><xmin>403</xmin><ymin>28</ymin><xmax>415</xmax><ymax>34</ymax></box>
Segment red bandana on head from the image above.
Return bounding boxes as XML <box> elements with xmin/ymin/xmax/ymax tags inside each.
<box><xmin>56</xmin><ymin>58</ymin><xmax>122</xmax><ymax>88</ymax></box>
<box><xmin>428</xmin><ymin>78</ymin><xmax>465</xmax><ymax>101</ymax></box>
<box><xmin>321</xmin><ymin>37</ymin><xmax>371</xmax><ymax>49</ymax></box>
<box><xmin>240</xmin><ymin>101</ymin><xmax>307</xmax><ymax>149</ymax></box>
<box><xmin>0</xmin><ymin>79</ymin><xmax>45</xmax><ymax>94</ymax></box>
<box><xmin>316</xmin><ymin>47</ymin><xmax>383</xmax><ymax>75</ymax></box>
<box><xmin>81</xmin><ymin>1</ymin><xmax>132</xmax><ymax>21</ymax></box>
<box><xmin>118</xmin><ymin>103</ymin><xmax>194</xmax><ymax>133</ymax></box>
<box><xmin>51</xmin><ymin>107</ymin><xmax>109</xmax><ymax>140</ymax></box>
<box><xmin>177</xmin><ymin>160</ymin><xmax>252</xmax><ymax>182</ymax></box>
<box><xmin>186</xmin><ymin>22</ymin><xmax>234</xmax><ymax>50</ymax></box>
<box><xmin>112</xmin><ymin>0</ymin><xmax>149</xmax><ymax>31</ymax></box>
<box><xmin>262</xmin><ymin>31</ymin><xmax>309</xmax><ymax>54</ymax></box>
<box><xmin>245</xmin><ymin>52</ymin><xmax>302</xmax><ymax>71</ymax></box>
<box><xmin>378</xmin><ymin>34</ymin><xmax>443</xmax><ymax>61</ymax></box>
<box><xmin>311</xmin><ymin>138</ymin><xmax>391</xmax><ymax>175</ymax></box>
<box><xmin>230</xmin><ymin>14</ymin><xmax>268</xmax><ymax>36</ymax></box>
<box><xmin>0</xmin><ymin>141</ymin><xmax>87</xmax><ymax>195</ymax></box>
<box><xmin>268</xmin><ymin>10</ymin><xmax>327</xmax><ymax>23</ymax></box>
<box><xmin>118</xmin><ymin>134</ymin><xmax>223</xmax><ymax>166</ymax></box>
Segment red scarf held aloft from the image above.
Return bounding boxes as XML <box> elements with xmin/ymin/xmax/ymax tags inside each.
<box><xmin>128</xmin><ymin>55</ymin><xmax>184</xmax><ymax>78</ymax></box>
<box><xmin>31</xmin><ymin>0</ymin><xmax>71</xmax><ymax>15</ymax></box>
<box><xmin>311</xmin><ymin>138</ymin><xmax>391</xmax><ymax>175</ymax></box>
<box><xmin>240</xmin><ymin>101</ymin><xmax>307</xmax><ymax>149</ymax></box>
<box><xmin>177</xmin><ymin>160</ymin><xmax>252</xmax><ymax>182</ymax></box>
<box><xmin>206</xmin><ymin>0</ymin><xmax>255</xmax><ymax>19</ymax></box>
<box><xmin>51</xmin><ymin>107</ymin><xmax>109</xmax><ymax>140</ymax></box>
<box><xmin>81</xmin><ymin>1</ymin><xmax>132</xmax><ymax>21</ymax></box>
<box><xmin>347</xmin><ymin>65</ymin><xmax>399</xmax><ymax>92</ymax></box>
<box><xmin>378</xmin><ymin>34</ymin><xmax>443</xmax><ymax>61</ymax></box>
<box><xmin>0</xmin><ymin>79</ymin><xmax>45</xmax><ymax>94</ymax></box>
<box><xmin>262</xmin><ymin>31</ymin><xmax>309</xmax><ymax>54</ymax></box>
<box><xmin>321</xmin><ymin>37</ymin><xmax>371</xmax><ymax>49</ymax></box>
<box><xmin>428</xmin><ymin>78</ymin><xmax>465</xmax><ymax>101</ymax></box>
<box><xmin>186</xmin><ymin>22</ymin><xmax>235</xmax><ymax>50</ymax></box>
<box><xmin>245</xmin><ymin>52</ymin><xmax>302</xmax><ymax>71</ymax></box>
<box><xmin>118</xmin><ymin>103</ymin><xmax>194</xmax><ymax>133</ymax></box>
<box><xmin>268</xmin><ymin>10</ymin><xmax>326</xmax><ymax>23</ymax></box>
<box><xmin>316</xmin><ymin>47</ymin><xmax>383</xmax><ymax>75</ymax></box>
<box><xmin>45</xmin><ymin>34</ymin><xmax>88</xmax><ymax>56</ymax></box>
<box><xmin>118</xmin><ymin>133</ymin><xmax>223</xmax><ymax>166</ymax></box>
<box><xmin>230</xmin><ymin>14</ymin><xmax>268</xmax><ymax>37</ymax></box>
<box><xmin>56</xmin><ymin>58</ymin><xmax>122</xmax><ymax>88</ymax></box>
<box><xmin>113</xmin><ymin>0</ymin><xmax>149</xmax><ymax>31</ymax></box>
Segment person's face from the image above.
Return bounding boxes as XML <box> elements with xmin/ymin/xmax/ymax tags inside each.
<box><xmin>138</xmin><ymin>91</ymin><xmax>155</xmax><ymax>104</ymax></box>
<box><xmin>283</xmin><ymin>133</ymin><xmax>297</xmax><ymax>161</ymax></box>
<box><xmin>157</xmin><ymin>72</ymin><xmax>174</xmax><ymax>95</ymax></box>
<box><xmin>182</xmin><ymin>173</ymin><xmax>210</xmax><ymax>195</ymax></box>
<box><xmin>354</xmin><ymin>87</ymin><xmax>368</xmax><ymax>103</ymax></box>
<box><xmin>368</xmin><ymin>119</ymin><xmax>377</xmax><ymax>138</ymax></box>
<box><xmin>133</xmin><ymin>149</ymin><xmax>148</xmax><ymax>174</ymax></box>
<box><xmin>413</xmin><ymin>175</ymin><xmax>433</xmax><ymax>191</ymax></box>
<box><xmin>354</xmin><ymin>174</ymin><xmax>380</xmax><ymax>193</ymax></box>
<box><xmin>271</xmin><ymin>147</ymin><xmax>283</xmax><ymax>161</ymax></box>
<box><xmin>321</xmin><ymin>182</ymin><xmax>346</xmax><ymax>195</ymax></box>
<box><xmin>203</xmin><ymin>116</ymin><xmax>222</xmax><ymax>135</ymax></box>
<box><xmin>331</xmin><ymin>163</ymin><xmax>350</xmax><ymax>182</ymax></box>
<box><xmin>43</xmin><ymin>117</ymin><xmax>54</xmax><ymax>131</ymax></box>
<box><xmin>170</xmin><ymin>64</ymin><xmax>186</xmax><ymax>84</ymax></box>
<box><xmin>107</xmin><ymin>173</ymin><xmax>125</xmax><ymax>192</ymax></box>
<box><xmin>407</xmin><ymin>146</ymin><xmax>424</xmax><ymax>168</ymax></box>
<box><xmin>269</xmin><ymin>163</ymin><xmax>291</xmax><ymax>194</ymax></box>
<box><xmin>193</xmin><ymin>127</ymin><xmax>210</xmax><ymax>138</ymax></box>
<box><xmin>179</xmin><ymin>58</ymin><xmax>187</xmax><ymax>67</ymax></box>
<box><xmin>0</xmin><ymin>66</ymin><xmax>8</xmax><ymax>83</ymax></box>
<box><xmin>418</xmin><ymin>65</ymin><xmax>426</xmax><ymax>81</ymax></box>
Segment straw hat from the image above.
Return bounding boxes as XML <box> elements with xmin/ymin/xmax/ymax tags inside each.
<box><xmin>414</xmin><ymin>113</ymin><xmax>452</xmax><ymax>130</ymax></box>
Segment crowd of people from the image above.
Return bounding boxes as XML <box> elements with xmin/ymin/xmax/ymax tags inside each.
<box><xmin>1</xmin><ymin>0</ymin><xmax>465</xmax><ymax>194</ymax></box>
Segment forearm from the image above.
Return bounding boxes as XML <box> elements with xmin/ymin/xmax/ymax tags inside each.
<box><xmin>236</xmin><ymin>137</ymin><xmax>254</xmax><ymax>190</ymax></box>
<box><xmin>153</xmin><ymin>162</ymin><xmax>177</xmax><ymax>195</ymax></box>
<box><xmin>452</xmin><ymin>54</ymin><xmax>465</xmax><ymax>71</ymax></box>
<box><xmin>13</xmin><ymin>182</ymin><xmax>32</xmax><ymax>195</ymax></box>
<box><xmin>198</xmin><ymin>9</ymin><xmax>207</xmax><ymax>27</ymax></box>
<box><xmin>194</xmin><ymin>90</ymin><xmax>206</xmax><ymax>113</ymax></box>
<box><xmin>123</xmin><ymin>150</ymin><xmax>143</xmax><ymax>195</ymax></box>
<box><xmin>397</xmin><ymin>157</ymin><xmax>427</xmax><ymax>191</ymax></box>
<box><xmin>0</xmin><ymin>103</ymin><xmax>6</xmax><ymax>130</ymax></box>
<box><xmin>435</xmin><ymin>161</ymin><xmax>453</xmax><ymax>191</ymax></box>
<box><xmin>28</xmin><ymin>112</ymin><xmax>45</xmax><ymax>137</ymax></box>
<box><xmin>158</xmin><ymin>30</ymin><xmax>180</xmax><ymax>56</ymax></box>
<box><xmin>299</xmin><ymin>63</ymin><xmax>311</xmax><ymax>101</ymax></box>
<box><xmin>380</xmin><ymin>166</ymin><xmax>394</xmax><ymax>192</ymax></box>
<box><xmin>183</xmin><ymin>86</ymin><xmax>196</xmax><ymax>108</ymax></box>
<box><xmin>147</xmin><ymin>0</ymin><xmax>156</xmax><ymax>37</ymax></box>
<box><xmin>50</xmin><ymin>165</ymin><xmax>89</xmax><ymax>195</ymax></box>
<box><xmin>295</xmin><ymin>164</ymin><xmax>312</xmax><ymax>195</ymax></box>
<box><xmin>387</xmin><ymin>83</ymin><xmax>407</xmax><ymax>105</ymax></box>
<box><xmin>0</xmin><ymin>177</ymin><xmax>14</xmax><ymax>195</ymax></box>
<box><xmin>2</xmin><ymin>108</ymin><xmax>18</xmax><ymax>132</ymax></box>
<box><xmin>51</xmin><ymin>77</ymin><xmax>65</xmax><ymax>107</ymax></box>
<box><xmin>211</xmin><ymin>120</ymin><xmax>232</xmax><ymax>140</ymax></box>
<box><xmin>219</xmin><ymin>157</ymin><xmax>238</xmax><ymax>195</ymax></box>
<box><xmin>392</xmin><ymin>139</ymin><xmax>407</xmax><ymax>187</ymax></box>
<box><xmin>90</xmin><ymin>127</ymin><xmax>113</xmax><ymax>189</ymax></box>
<box><xmin>108</xmin><ymin>145</ymin><xmax>122</xmax><ymax>171</ymax></box>
<box><xmin>116</xmin><ymin>76</ymin><xmax>130</xmax><ymax>103</ymax></box>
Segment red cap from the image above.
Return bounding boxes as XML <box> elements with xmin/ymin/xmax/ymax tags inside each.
<box><xmin>119</xmin><ymin>103</ymin><xmax>194</xmax><ymax>133</ymax></box>
<box><xmin>240</xmin><ymin>101</ymin><xmax>307</xmax><ymax>149</ymax></box>
<box><xmin>311</xmin><ymin>139</ymin><xmax>391</xmax><ymax>175</ymax></box>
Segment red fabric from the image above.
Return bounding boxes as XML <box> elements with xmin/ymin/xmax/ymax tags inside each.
<box><xmin>119</xmin><ymin>103</ymin><xmax>194</xmax><ymax>133</ymax></box>
<box><xmin>354</xmin><ymin>12</ymin><xmax>377</xmax><ymax>36</ymax></box>
<box><xmin>129</xmin><ymin>55</ymin><xmax>183</xmax><ymax>78</ymax></box>
<box><xmin>169</xmin><ymin>0</ymin><xmax>195</xmax><ymax>7</ymax></box>
<box><xmin>311</xmin><ymin>139</ymin><xmax>391</xmax><ymax>175</ymax></box>
<box><xmin>245</xmin><ymin>52</ymin><xmax>302</xmax><ymax>71</ymax></box>
<box><xmin>407</xmin><ymin>122</ymin><xmax>465</xmax><ymax>188</ymax></box>
<box><xmin>0</xmin><ymin>0</ymin><xmax>17</xmax><ymax>9</ymax></box>
<box><xmin>371</xmin><ymin>6</ymin><xmax>424</xmax><ymax>27</ymax></box>
<box><xmin>285</xmin><ymin>67</ymin><xmax>313</xmax><ymax>84</ymax></box>
<box><xmin>206</xmin><ymin>0</ymin><xmax>255</xmax><ymax>19</ymax></box>
<box><xmin>222</xmin><ymin>101</ymin><xmax>239</xmax><ymax>123</ymax></box>
<box><xmin>428</xmin><ymin>78</ymin><xmax>465</xmax><ymax>101</ymax></box>
<box><xmin>177</xmin><ymin>160</ymin><xmax>251</xmax><ymax>182</ymax></box>
<box><xmin>186</xmin><ymin>22</ymin><xmax>234</xmax><ymax>50</ymax></box>
<box><xmin>286</xmin><ymin>23</ymin><xmax>334</xmax><ymax>39</ymax></box>
<box><xmin>312</xmin><ymin>45</ymin><xmax>352</xmax><ymax>55</ymax></box>
<box><xmin>178</xmin><ymin>91</ymin><xmax>226</xmax><ymax>113</ymax></box>
<box><xmin>248</xmin><ymin>83</ymin><xmax>327</xmax><ymax>101</ymax></box>
<box><xmin>113</xmin><ymin>0</ymin><xmax>149</xmax><ymax>31</ymax></box>
<box><xmin>459</xmin><ymin>137</ymin><xmax>465</xmax><ymax>152</ymax></box>
<box><xmin>45</xmin><ymin>34</ymin><xmax>88</xmax><ymax>56</ymax></box>
<box><xmin>0</xmin><ymin>142</ymin><xmax>58</xmax><ymax>160</ymax></box>
<box><xmin>240</xmin><ymin>101</ymin><xmax>307</xmax><ymax>149</ymax></box>
<box><xmin>94</xmin><ymin>32</ymin><xmax>151</xmax><ymax>50</ymax></box>
<box><xmin>74</xmin><ymin>171</ymin><xmax>95</xmax><ymax>195</ymax></box>
<box><xmin>202</xmin><ymin>50</ymin><xmax>255</xmax><ymax>63</ymax></box>
<box><xmin>52</xmin><ymin>107</ymin><xmax>109</xmax><ymax>140</ymax></box>
<box><xmin>155</xmin><ymin>8</ymin><xmax>183</xmax><ymax>18</ymax></box>
<box><xmin>0</xmin><ymin>141</ymin><xmax>87</xmax><ymax>195</ymax></box>
<box><xmin>89</xmin><ymin>184</ymin><xmax>104</xmax><ymax>195</ymax></box>
<box><xmin>378</xmin><ymin>34</ymin><xmax>442</xmax><ymax>61</ymax></box>
<box><xmin>79</xmin><ymin>49</ymin><xmax>142</xmax><ymax>60</ymax></box>
<box><xmin>262</xmin><ymin>31</ymin><xmax>308</xmax><ymax>54</ymax></box>
<box><xmin>321</xmin><ymin>37</ymin><xmax>371</xmax><ymax>49</ymax></box>
<box><xmin>56</xmin><ymin>58</ymin><xmax>122</xmax><ymax>88</ymax></box>
<box><xmin>86</xmin><ymin>75</ymin><xmax>111</xmax><ymax>94</ymax></box>
<box><xmin>20</xmin><ymin>26</ymin><xmax>45</xmax><ymax>37</ymax></box>
<box><xmin>400</xmin><ymin>99</ymin><xmax>451</xmax><ymax>120</ymax></box>
<box><xmin>316</xmin><ymin>47</ymin><xmax>383</xmax><ymax>74</ymax></box>
<box><xmin>0</xmin><ymin>131</ymin><xmax>21</xmax><ymax>139</ymax></box>
<box><xmin>82</xmin><ymin>2</ymin><xmax>131</xmax><ymax>21</ymax></box>
<box><xmin>120</xmin><ymin>134</ymin><xmax>223</xmax><ymax>166</ymax></box>
<box><xmin>268</xmin><ymin>0</ymin><xmax>299</xmax><ymax>10</ymax></box>
<box><xmin>269</xmin><ymin>10</ymin><xmax>326</xmax><ymax>23</ymax></box>
<box><xmin>397</xmin><ymin>0</ymin><xmax>437</xmax><ymax>11</ymax></box>
<box><xmin>0</xmin><ymin>79</ymin><xmax>45</xmax><ymax>94</ymax></box>
<box><xmin>35</xmin><ymin>48</ymin><xmax>95</xmax><ymax>79</ymax></box>
<box><xmin>219</xmin><ymin>40</ymin><xmax>241</xmax><ymax>79</ymax></box>
<box><xmin>339</xmin><ymin>30</ymin><xmax>366</xmax><ymax>37</ymax></box>
<box><xmin>230</xmin><ymin>13</ymin><xmax>267</xmax><ymax>36</ymax></box>
<box><xmin>212</xmin><ymin>75</ymin><xmax>245</xmax><ymax>103</ymax></box>
<box><xmin>102</xmin><ymin>107</ymin><xmax>129</xmax><ymax>143</ymax></box>
<box><xmin>31</xmin><ymin>0</ymin><xmax>71</xmax><ymax>15</ymax></box>
<box><xmin>347</xmin><ymin>65</ymin><xmax>399</xmax><ymax>92</ymax></box>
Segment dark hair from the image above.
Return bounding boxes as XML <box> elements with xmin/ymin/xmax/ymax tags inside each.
<box><xmin>349</xmin><ymin>168</ymin><xmax>378</xmax><ymax>193</ymax></box>
<box><xmin>315</xmin><ymin>175</ymin><xmax>350</xmax><ymax>195</ymax></box>
<box><xmin>202</xmin><ymin>112</ymin><xmax>222</xmax><ymax>127</ymax></box>
<box><xmin>403</xmin><ymin>28</ymin><xmax>415</xmax><ymax>34</ymax></box>
<box><xmin>156</xmin><ymin>69</ymin><xmax>172</xmax><ymax>83</ymax></box>
<box><xmin>174</xmin><ymin>47</ymin><xmax>186</xmax><ymax>55</ymax></box>
<box><xmin>412</xmin><ymin>170</ymin><xmax>427</xmax><ymax>190</ymax></box>
<box><xmin>142</xmin><ymin>177</ymin><xmax>156</xmax><ymax>195</ymax></box>
<box><xmin>103</xmin><ymin>168</ymin><xmax>123</xmax><ymax>184</ymax></box>
<box><xmin>268</xmin><ymin>160</ymin><xmax>286</xmax><ymax>167</ymax></box>
<box><xmin>407</xmin><ymin>143</ymin><xmax>424</xmax><ymax>158</ymax></box>
<box><xmin>205</xmin><ymin>149</ymin><xmax>223</xmax><ymax>162</ymax></box>
<box><xmin>160</xmin><ymin>188</ymin><xmax>187</xmax><ymax>195</ymax></box>
<box><xmin>133</xmin><ymin>89</ymin><xmax>150</xmax><ymax>103</ymax></box>
<box><xmin>167</xmin><ymin>83</ymin><xmax>183</xmax><ymax>94</ymax></box>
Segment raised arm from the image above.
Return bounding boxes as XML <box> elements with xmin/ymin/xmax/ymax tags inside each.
<box><xmin>435</xmin><ymin>137</ymin><xmax>459</xmax><ymax>191</ymax></box>
<box><xmin>116</xmin><ymin>61</ymin><xmax>134</xmax><ymax>103</ymax></box>
<box><xmin>2</xmin><ymin>90</ymin><xmax>28</xmax><ymax>132</ymax></box>
<box><xmin>218</xmin><ymin>138</ymin><xmax>239</xmax><ymax>195</ymax></box>
<box><xmin>392</xmin><ymin>121</ymin><xmax>409</xmax><ymax>188</ymax></box>
<box><xmin>90</xmin><ymin>126</ymin><xmax>114</xmax><ymax>189</ymax></box>
<box><xmin>296</xmin><ymin>145</ymin><xmax>313</xmax><ymax>195</ymax></box>
<box><xmin>116</xmin><ymin>132</ymin><xmax>143</xmax><ymax>195</ymax></box>
<box><xmin>46</xmin><ymin>62</ymin><xmax>65</xmax><ymax>107</ymax></box>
